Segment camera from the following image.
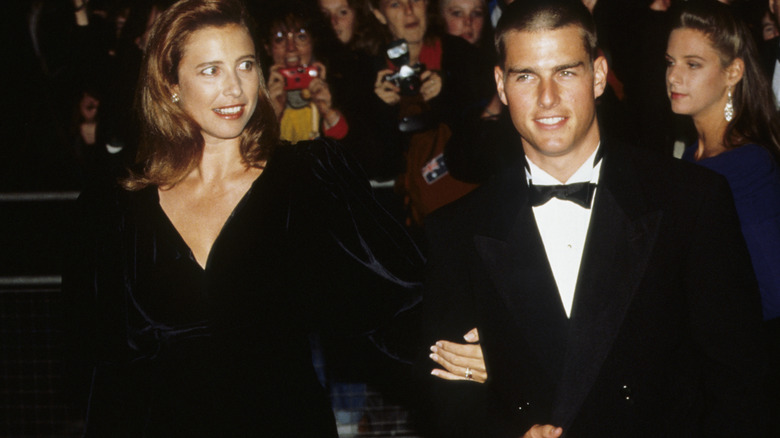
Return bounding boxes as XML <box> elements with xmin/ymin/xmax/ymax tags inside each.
<box><xmin>279</xmin><ymin>65</ymin><xmax>319</xmax><ymax>91</ymax></box>
<box><xmin>383</xmin><ymin>39</ymin><xmax>425</xmax><ymax>96</ymax></box>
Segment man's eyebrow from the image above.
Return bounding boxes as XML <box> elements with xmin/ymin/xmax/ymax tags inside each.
<box><xmin>506</xmin><ymin>61</ymin><xmax>585</xmax><ymax>76</ymax></box>
<box><xmin>506</xmin><ymin>67</ymin><xmax>536</xmax><ymax>75</ymax></box>
<box><xmin>554</xmin><ymin>61</ymin><xmax>584</xmax><ymax>72</ymax></box>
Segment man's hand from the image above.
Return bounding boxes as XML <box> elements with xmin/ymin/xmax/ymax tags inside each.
<box><xmin>430</xmin><ymin>328</ymin><xmax>487</xmax><ymax>383</ymax></box>
<box><xmin>522</xmin><ymin>424</ymin><xmax>563</xmax><ymax>438</ymax></box>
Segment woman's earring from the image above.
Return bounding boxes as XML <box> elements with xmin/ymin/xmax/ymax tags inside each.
<box><xmin>724</xmin><ymin>88</ymin><xmax>734</xmax><ymax>122</ymax></box>
<box><xmin>172</xmin><ymin>93</ymin><xmax>180</xmax><ymax>104</ymax></box>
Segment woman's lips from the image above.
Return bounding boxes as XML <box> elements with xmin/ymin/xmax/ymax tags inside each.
<box><xmin>213</xmin><ymin>105</ymin><xmax>245</xmax><ymax>119</ymax></box>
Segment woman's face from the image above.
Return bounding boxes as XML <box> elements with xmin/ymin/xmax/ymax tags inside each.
<box><xmin>174</xmin><ymin>24</ymin><xmax>260</xmax><ymax>145</ymax></box>
<box><xmin>319</xmin><ymin>0</ymin><xmax>356</xmax><ymax>45</ymax></box>
<box><xmin>441</xmin><ymin>0</ymin><xmax>484</xmax><ymax>45</ymax></box>
<box><xmin>372</xmin><ymin>0</ymin><xmax>427</xmax><ymax>44</ymax></box>
<box><xmin>269</xmin><ymin>21</ymin><xmax>314</xmax><ymax>67</ymax></box>
<box><xmin>665</xmin><ymin>28</ymin><xmax>734</xmax><ymax>120</ymax></box>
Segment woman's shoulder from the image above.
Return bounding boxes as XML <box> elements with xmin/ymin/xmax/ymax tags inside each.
<box><xmin>266</xmin><ymin>139</ymin><xmax>371</xmax><ymax>191</ymax></box>
<box><xmin>714</xmin><ymin>144</ymin><xmax>778</xmax><ymax>177</ymax></box>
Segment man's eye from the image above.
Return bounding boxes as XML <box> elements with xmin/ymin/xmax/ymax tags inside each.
<box><xmin>239</xmin><ymin>61</ymin><xmax>254</xmax><ymax>71</ymax></box>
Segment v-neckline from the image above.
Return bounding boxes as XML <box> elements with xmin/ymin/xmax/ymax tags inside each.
<box><xmin>153</xmin><ymin>171</ymin><xmax>265</xmax><ymax>272</ymax></box>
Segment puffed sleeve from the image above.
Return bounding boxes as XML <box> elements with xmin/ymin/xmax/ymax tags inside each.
<box><xmin>60</xmin><ymin>185</ymin><xmax>130</xmax><ymax>417</ymax></box>
<box><xmin>282</xmin><ymin>139</ymin><xmax>424</xmax><ymax>343</ymax></box>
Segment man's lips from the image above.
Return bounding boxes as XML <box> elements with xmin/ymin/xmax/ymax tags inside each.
<box><xmin>534</xmin><ymin>116</ymin><xmax>567</xmax><ymax>128</ymax></box>
<box><xmin>670</xmin><ymin>92</ymin><xmax>686</xmax><ymax>100</ymax></box>
<box><xmin>213</xmin><ymin>105</ymin><xmax>245</xmax><ymax>119</ymax></box>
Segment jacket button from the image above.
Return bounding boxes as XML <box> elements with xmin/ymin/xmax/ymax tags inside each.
<box><xmin>517</xmin><ymin>401</ymin><xmax>532</xmax><ymax>412</ymax></box>
<box><xmin>620</xmin><ymin>385</ymin><xmax>634</xmax><ymax>405</ymax></box>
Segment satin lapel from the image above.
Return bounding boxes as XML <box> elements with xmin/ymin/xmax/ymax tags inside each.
<box><xmin>474</xmin><ymin>178</ymin><xmax>569</xmax><ymax>383</ymax></box>
<box><xmin>551</xmin><ymin>152</ymin><xmax>663</xmax><ymax>429</ymax></box>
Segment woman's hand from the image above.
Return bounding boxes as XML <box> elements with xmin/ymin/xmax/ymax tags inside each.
<box><xmin>308</xmin><ymin>63</ymin><xmax>334</xmax><ymax>118</ymax></box>
<box><xmin>267</xmin><ymin>65</ymin><xmax>286</xmax><ymax>118</ymax></box>
<box><xmin>522</xmin><ymin>425</ymin><xmax>564</xmax><ymax>438</ymax></box>
<box><xmin>375</xmin><ymin>69</ymin><xmax>401</xmax><ymax>105</ymax></box>
<box><xmin>420</xmin><ymin>70</ymin><xmax>442</xmax><ymax>102</ymax></box>
<box><xmin>429</xmin><ymin>328</ymin><xmax>487</xmax><ymax>383</ymax></box>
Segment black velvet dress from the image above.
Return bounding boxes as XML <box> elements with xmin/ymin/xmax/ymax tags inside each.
<box><xmin>63</xmin><ymin>139</ymin><xmax>423</xmax><ymax>437</ymax></box>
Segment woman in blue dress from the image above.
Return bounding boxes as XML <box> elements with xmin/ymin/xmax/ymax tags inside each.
<box><xmin>666</xmin><ymin>0</ymin><xmax>780</xmax><ymax>324</ymax></box>
<box><xmin>665</xmin><ymin>2</ymin><xmax>780</xmax><ymax>432</ymax></box>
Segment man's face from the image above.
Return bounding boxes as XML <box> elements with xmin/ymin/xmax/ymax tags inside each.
<box><xmin>495</xmin><ymin>27</ymin><xmax>606</xmax><ymax>172</ymax></box>
<box><xmin>771</xmin><ymin>0</ymin><xmax>780</xmax><ymax>31</ymax></box>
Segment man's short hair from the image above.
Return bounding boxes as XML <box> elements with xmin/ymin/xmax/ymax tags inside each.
<box><xmin>494</xmin><ymin>0</ymin><xmax>598</xmax><ymax>68</ymax></box>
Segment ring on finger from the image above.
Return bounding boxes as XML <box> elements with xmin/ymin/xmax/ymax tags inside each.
<box><xmin>465</xmin><ymin>367</ymin><xmax>473</xmax><ymax>380</ymax></box>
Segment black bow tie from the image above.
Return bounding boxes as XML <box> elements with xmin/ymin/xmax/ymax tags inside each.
<box><xmin>529</xmin><ymin>182</ymin><xmax>597</xmax><ymax>209</ymax></box>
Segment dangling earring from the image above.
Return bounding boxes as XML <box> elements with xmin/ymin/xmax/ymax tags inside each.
<box><xmin>724</xmin><ymin>88</ymin><xmax>734</xmax><ymax>122</ymax></box>
<box><xmin>171</xmin><ymin>93</ymin><xmax>180</xmax><ymax>103</ymax></box>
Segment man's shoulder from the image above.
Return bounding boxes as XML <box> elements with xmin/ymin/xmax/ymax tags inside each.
<box><xmin>426</xmin><ymin>165</ymin><xmax>524</xmax><ymax>237</ymax></box>
<box><xmin>602</xmin><ymin>140</ymin><xmax>732</xmax><ymax>208</ymax></box>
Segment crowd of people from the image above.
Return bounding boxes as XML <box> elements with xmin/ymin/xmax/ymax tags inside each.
<box><xmin>6</xmin><ymin>0</ymin><xmax>776</xmax><ymax>435</ymax></box>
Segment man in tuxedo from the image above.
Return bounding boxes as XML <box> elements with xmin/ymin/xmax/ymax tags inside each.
<box><xmin>422</xmin><ymin>1</ymin><xmax>768</xmax><ymax>436</ymax></box>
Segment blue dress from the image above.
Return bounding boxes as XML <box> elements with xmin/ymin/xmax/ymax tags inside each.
<box><xmin>683</xmin><ymin>144</ymin><xmax>780</xmax><ymax>320</ymax></box>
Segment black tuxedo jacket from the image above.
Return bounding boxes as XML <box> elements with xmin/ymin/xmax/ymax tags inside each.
<box><xmin>422</xmin><ymin>140</ymin><xmax>767</xmax><ymax>437</ymax></box>
<box><xmin>761</xmin><ymin>36</ymin><xmax>779</xmax><ymax>81</ymax></box>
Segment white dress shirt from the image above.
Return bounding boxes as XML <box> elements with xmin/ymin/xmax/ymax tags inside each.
<box><xmin>772</xmin><ymin>59</ymin><xmax>780</xmax><ymax>108</ymax></box>
<box><xmin>525</xmin><ymin>147</ymin><xmax>602</xmax><ymax>318</ymax></box>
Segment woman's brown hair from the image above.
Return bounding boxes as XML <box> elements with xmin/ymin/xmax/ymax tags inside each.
<box><xmin>671</xmin><ymin>0</ymin><xmax>780</xmax><ymax>163</ymax></box>
<box><xmin>124</xmin><ymin>0</ymin><xmax>279</xmax><ymax>190</ymax></box>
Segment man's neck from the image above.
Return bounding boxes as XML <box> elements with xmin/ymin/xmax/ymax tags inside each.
<box><xmin>524</xmin><ymin>140</ymin><xmax>600</xmax><ymax>183</ymax></box>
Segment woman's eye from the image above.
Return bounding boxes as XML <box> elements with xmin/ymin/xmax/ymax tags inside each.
<box><xmin>202</xmin><ymin>66</ymin><xmax>217</xmax><ymax>76</ymax></box>
<box><xmin>688</xmin><ymin>62</ymin><xmax>699</xmax><ymax>69</ymax></box>
<box><xmin>339</xmin><ymin>8</ymin><xmax>350</xmax><ymax>16</ymax></box>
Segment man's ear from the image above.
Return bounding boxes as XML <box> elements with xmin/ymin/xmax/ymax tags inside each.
<box><xmin>495</xmin><ymin>65</ymin><xmax>508</xmax><ymax>105</ymax></box>
<box><xmin>370</xmin><ymin>6</ymin><xmax>388</xmax><ymax>26</ymax></box>
<box><xmin>592</xmin><ymin>55</ymin><xmax>608</xmax><ymax>99</ymax></box>
<box><xmin>770</xmin><ymin>0</ymin><xmax>776</xmax><ymax>16</ymax></box>
<box><xmin>726</xmin><ymin>57</ymin><xmax>745</xmax><ymax>87</ymax></box>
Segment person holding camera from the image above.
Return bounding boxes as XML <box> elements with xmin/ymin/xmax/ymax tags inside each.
<box><xmin>264</xmin><ymin>2</ymin><xmax>349</xmax><ymax>143</ymax></box>
<box><xmin>366</xmin><ymin>0</ymin><xmax>495</xmax><ymax>229</ymax></box>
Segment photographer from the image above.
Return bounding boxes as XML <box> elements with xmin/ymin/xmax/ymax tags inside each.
<box><xmin>366</xmin><ymin>0</ymin><xmax>494</xmax><ymax>228</ymax></box>
<box><xmin>263</xmin><ymin>2</ymin><xmax>348</xmax><ymax>143</ymax></box>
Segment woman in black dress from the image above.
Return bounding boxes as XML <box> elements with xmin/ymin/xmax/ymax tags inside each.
<box><xmin>63</xmin><ymin>0</ymin><xmax>422</xmax><ymax>435</ymax></box>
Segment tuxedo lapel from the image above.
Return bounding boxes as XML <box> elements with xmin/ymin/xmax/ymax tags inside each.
<box><xmin>550</xmin><ymin>148</ymin><xmax>664</xmax><ymax>429</ymax></box>
<box><xmin>474</xmin><ymin>171</ymin><xmax>569</xmax><ymax>383</ymax></box>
